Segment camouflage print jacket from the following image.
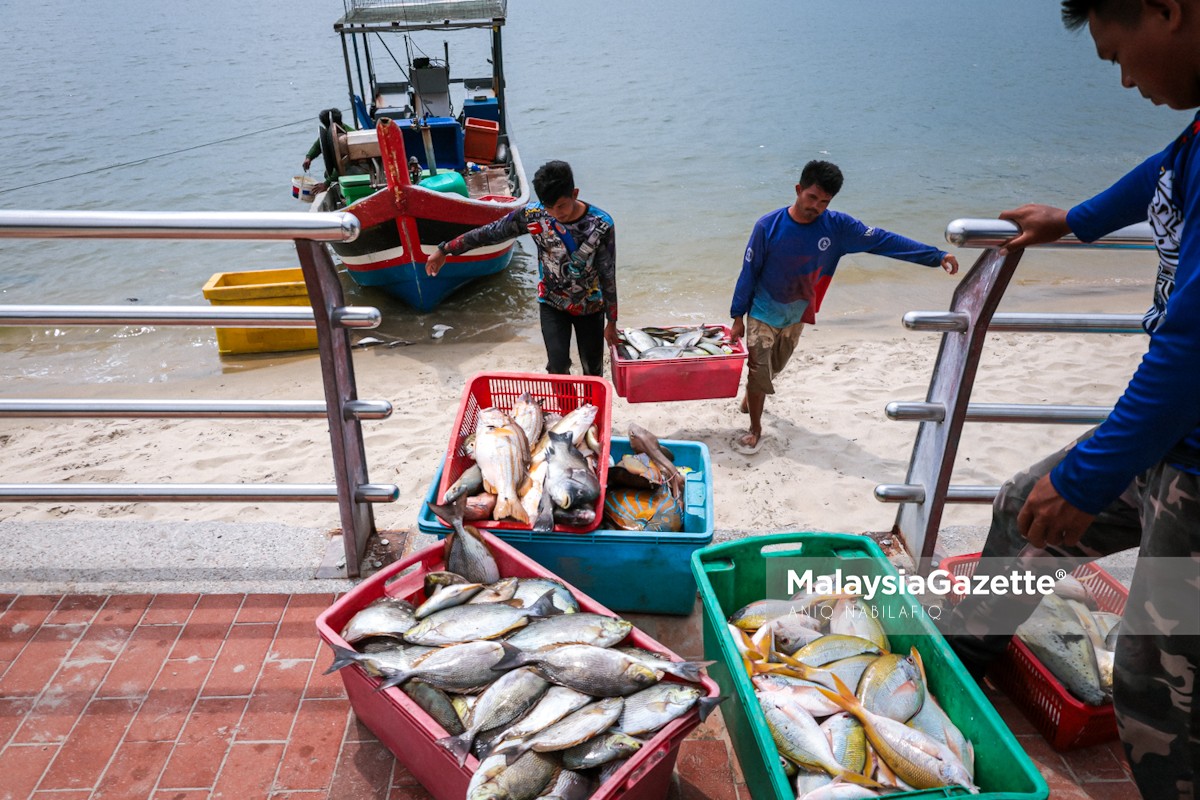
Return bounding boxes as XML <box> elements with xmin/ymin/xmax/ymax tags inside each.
<box><xmin>443</xmin><ymin>202</ymin><xmax>617</xmax><ymax>320</ymax></box>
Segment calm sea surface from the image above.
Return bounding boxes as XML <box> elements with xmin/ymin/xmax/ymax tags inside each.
<box><xmin>0</xmin><ymin>0</ymin><xmax>1191</xmax><ymax>384</ymax></box>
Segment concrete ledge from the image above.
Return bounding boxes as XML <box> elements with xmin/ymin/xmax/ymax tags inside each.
<box><xmin>0</xmin><ymin>519</ymin><xmax>358</xmax><ymax>595</ymax></box>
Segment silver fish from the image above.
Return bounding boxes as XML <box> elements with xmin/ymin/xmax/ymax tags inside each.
<box><xmin>512</xmin><ymin>578</ymin><xmax>580</xmax><ymax>614</ymax></box>
<box><xmin>491</xmin><ymin>686</ymin><xmax>594</xmax><ymax>747</ymax></box>
<box><xmin>819</xmin><ymin>711</ymin><xmax>868</xmax><ymax>775</ymax></box>
<box><xmin>1016</xmin><ymin>593</ymin><xmax>1105</xmax><ymax>705</ymax></box>
<box><xmin>536</xmin><ymin>769</ymin><xmax>596</xmax><ymax>800</ymax></box>
<box><xmin>427</xmin><ymin>497</ymin><xmax>501</xmax><ymax>585</ymax></box>
<box><xmin>468</xmin><ymin>577</ymin><xmax>521</xmax><ymax>605</ymax></box>
<box><xmin>615</xmin><ymin>683</ymin><xmax>713</xmax><ymax>736</ymax></box>
<box><xmin>857</xmin><ymin>651</ymin><xmax>925</xmax><ymax>722</ymax></box>
<box><xmin>438</xmin><ymin>667</ymin><xmax>550</xmax><ymax>766</ymax></box>
<box><xmin>622</xmin><ymin>327</ymin><xmax>658</xmax><ymax>353</ymax></box>
<box><xmin>414</xmin><ymin>582</ymin><xmax>484</xmax><ymax>618</ymax></box>
<box><xmin>493</xmin><ymin>642</ymin><xmax>662</xmax><ymax>697</ymax></box>
<box><xmin>531</xmin><ymin>404</ymin><xmax>598</xmax><ymax>463</ymax></box>
<box><xmin>828</xmin><ymin>598</ymin><xmax>889</xmax><ymax>651</ymax></box>
<box><xmin>339</xmin><ymin>596</ymin><xmax>417</xmax><ymax>643</ymax></box>
<box><xmin>323</xmin><ymin>642</ymin><xmax>433</xmax><ymax>679</ymax></box>
<box><xmin>467</xmin><ymin>751</ymin><xmax>558</xmax><ymax>800</ymax></box>
<box><xmin>376</xmin><ymin>640</ymin><xmax>511</xmax><ymax>693</ymax></box>
<box><xmin>753</xmin><ymin>675</ymin><xmax>844</xmax><ymax>718</ymax></box>
<box><xmin>543</xmin><ymin>431</ymin><xmax>601</xmax><ymax>514</ymax></box>
<box><xmin>507</xmin><ymin>613</ymin><xmax>632</xmax><ymax>651</ymax></box>
<box><xmin>403</xmin><ymin>680</ymin><xmax>465</xmax><ymax>736</ymax></box>
<box><xmin>444</xmin><ymin>463</ymin><xmax>484</xmax><ymax>504</ymax></box>
<box><xmin>561</xmin><ymin>732</ymin><xmax>642</xmax><ymax>770</ymax></box>
<box><xmin>499</xmin><ymin>697</ymin><xmax>624</xmax><ymax>761</ymax></box>
<box><xmin>404</xmin><ymin>592</ymin><xmax>559</xmax><ymax>646</ymax></box>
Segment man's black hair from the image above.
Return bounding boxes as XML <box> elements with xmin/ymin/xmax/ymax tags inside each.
<box><xmin>533</xmin><ymin>160</ymin><xmax>575</xmax><ymax>206</ymax></box>
<box><xmin>1061</xmin><ymin>0</ymin><xmax>1143</xmax><ymax>31</ymax></box>
<box><xmin>318</xmin><ymin>108</ymin><xmax>343</xmax><ymax>127</ymax></box>
<box><xmin>799</xmin><ymin>160</ymin><xmax>844</xmax><ymax>197</ymax></box>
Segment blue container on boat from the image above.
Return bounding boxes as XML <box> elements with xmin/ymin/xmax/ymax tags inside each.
<box><xmin>463</xmin><ymin>96</ymin><xmax>500</xmax><ymax>123</ymax></box>
<box><xmin>417</xmin><ymin>437</ymin><xmax>714</xmax><ymax>615</ymax></box>
<box><xmin>397</xmin><ymin>116</ymin><xmax>465</xmax><ymax>171</ymax></box>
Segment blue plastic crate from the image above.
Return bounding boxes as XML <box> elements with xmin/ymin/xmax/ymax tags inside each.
<box><xmin>418</xmin><ymin>437</ymin><xmax>713</xmax><ymax>615</ymax></box>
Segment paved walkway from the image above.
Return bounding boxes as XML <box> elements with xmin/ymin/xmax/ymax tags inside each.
<box><xmin>0</xmin><ymin>589</ymin><xmax>1138</xmax><ymax>800</ymax></box>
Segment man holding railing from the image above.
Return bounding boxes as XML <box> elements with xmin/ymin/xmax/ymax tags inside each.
<box><xmin>943</xmin><ymin>1</ymin><xmax>1200</xmax><ymax>797</ymax></box>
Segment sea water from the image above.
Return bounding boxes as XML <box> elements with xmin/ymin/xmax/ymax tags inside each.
<box><xmin>0</xmin><ymin>0</ymin><xmax>1190</xmax><ymax>384</ymax></box>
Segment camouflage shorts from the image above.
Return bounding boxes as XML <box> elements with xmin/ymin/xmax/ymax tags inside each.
<box><xmin>943</xmin><ymin>429</ymin><xmax>1200</xmax><ymax>798</ymax></box>
<box><xmin>744</xmin><ymin>317</ymin><xmax>805</xmax><ymax>395</ymax></box>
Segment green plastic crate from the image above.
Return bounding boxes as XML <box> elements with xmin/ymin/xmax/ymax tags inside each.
<box><xmin>691</xmin><ymin>532</ymin><xmax>1049</xmax><ymax>800</ymax></box>
<box><xmin>339</xmin><ymin>174</ymin><xmax>375</xmax><ymax>204</ymax></box>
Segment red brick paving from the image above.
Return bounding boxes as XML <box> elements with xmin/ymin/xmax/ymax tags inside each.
<box><xmin>0</xmin><ymin>593</ymin><xmax>1142</xmax><ymax>799</ymax></box>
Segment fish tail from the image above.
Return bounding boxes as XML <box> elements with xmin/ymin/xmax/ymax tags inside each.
<box><xmin>697</xmin><ymin>695</ymin><xmax>724</xmax><ymax>723</ymax></box>
<box><xmin>527</xmin><ymin>590</ymin><xmax>563</xmax><ymax>618</ymax></box>
<box><xmin>323</xmin><ymin>644</ymin><xmax>362</xmax><ymax>675</ymax></box>
<box><xmin>815</xmin><ymin>673</ymin><xmax>863</xmax><ymax>716</ymax></box>
<box><xmin>494</xmin><ymin>492</ymin><xmax>530</xmax><ymax>524</ymax></box>
<box><xmin>533</xmin><ymin>485</ymin><xmax>555</xmax><ymax>532</ymax></box>
<box><xmin>492</xmin><ymin>641</ymin><xmax>530</xmax><ymax>671</ymax></box>
<box><xmin>428</xmin><ymin>494</ymin><xmax>466</xmax><ymax>527</ymax></box>
<box><xmin>664</xmin><ymin>660</ymin><xmax>716</xmax><ymax>683</ymax></box>
<box><xmin>436</xmin><ymin>729</ymin><xmax>476</xmax><ymax>767</ymax></box>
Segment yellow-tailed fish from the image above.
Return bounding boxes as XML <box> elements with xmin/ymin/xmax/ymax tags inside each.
<box><xmin>818</xmin><ymin>711</ymin><xmax>868</xmax><ymax>774</ymax></box>
<box><xmin>818</xmin><ymin>675</ymin><xmax>978</xmax><ymax>794</ymax></box>
<box><xmin>856</xmin><ymin>649</ymin><xmax>925</xmax><ymax>722</ymax></box>
<box><xmin>793</xmin><ymin>635</ymin><xmax>884</xmax><ymax>667</ymax></box>
<box><xmin>759</xmin><ymin>694</ymin><xmax>882</xmax><ymax>788</ymax></box>
<box><xmin>828</xmin><ymin>598</ymin><xmax>889</xmax><ymax>651</ymax></box>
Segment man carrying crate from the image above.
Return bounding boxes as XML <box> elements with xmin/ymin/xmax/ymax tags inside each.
<box><xmin>426</xmin><ymin>160</ymin><xmax>619</xmax><ymax>377</ymax></box>
<box><xmin>728</xmin><ymin>160</ymin><xmax>959</xmax><ymax>454</ymax></box>
<box><xmin>943</xmin><ymin>2</ymin><xmax>1200</xmax><ymax>796</ymax></box>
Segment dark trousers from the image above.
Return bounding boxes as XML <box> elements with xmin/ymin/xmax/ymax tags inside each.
<box><xmin>539</xmin><ymin>304</ymin><xmax>605</xmax><ymax>376</ymax></box>
<box><xmin>943</xmin><ymin>429</ymin><xmax>1200</xmax><ymax>798</ymax></box>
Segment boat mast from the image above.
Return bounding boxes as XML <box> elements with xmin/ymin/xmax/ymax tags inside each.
<box><xmin>492</xmin><ymin>22</ymin><xmax>507</xmax><ymax>136</ymax></box>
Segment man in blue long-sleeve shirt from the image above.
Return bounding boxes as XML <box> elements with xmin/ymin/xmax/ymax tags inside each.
<box><xmin>728</xmin><ymin>160</ymin><xmax>958</xmax><ymax>452</ymax></box>
<box><xmin>944</xmin><ymin>2</ymin><xmax>1200</xmax><ymax>795</ymax></box>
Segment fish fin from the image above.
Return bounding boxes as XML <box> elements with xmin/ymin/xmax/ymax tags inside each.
<box><xmin>494</xmin><ymin>492</ymin><xmax>530</xmax><ymax>524</ymax></box>
<box><xmin>697</xmin><ymin>695</ymin><xmax>725</xmax><ymax>722</ymax></box>
<box><xmin>492</xmin><ymin>641</ymin><xmax>530</xmax><ymax>672</ymax></box>
<box><xmin>533</xmin><ymin>482</ymin><xmax>556</xmax><ymax>532</ymax></box>
<box><xmin>323</xmin><ymin>644</ymin><xmax>362</xmax><ymax>674</ymax></box>
<box><xmin>436</xmin><ymin>729</ymin><xmax>476</xmax><ymax>767</ymax></box>
<box><xmin>527</xmin><ymin>590</ymin><xmax>564</xmax><ymax>618</ymax></box>
<box><xmin>374</xmin><ymin>668</ymin><xmax>413</xmax><ymax>692</ymax></box>
<box><xmin>814</xmin><ymin>673</ymin><xmax>861</xmax><ymax>713</ymax></box>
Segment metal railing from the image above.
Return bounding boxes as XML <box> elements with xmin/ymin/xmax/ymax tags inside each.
<box><xmin>0</xmin><ymin>209</ymin><xmax>399</xmax><ymax>578</ymax></box>
<box><xmin>875</xmin><ymin>218</ymin><xmax>1154</xmax><ymax>571</ymax></box>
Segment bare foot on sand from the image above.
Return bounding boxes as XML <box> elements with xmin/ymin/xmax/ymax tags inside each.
<box><xmin>733</xmin><ymin>429</ymin><xmax>764</xmax><ymax>455</ymax></box>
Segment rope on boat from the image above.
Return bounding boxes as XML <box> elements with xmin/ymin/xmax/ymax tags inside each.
<box><xmin>0</xmin><ymin>116</ymin><xmax>327</xmax><ymax>196</ymax></box>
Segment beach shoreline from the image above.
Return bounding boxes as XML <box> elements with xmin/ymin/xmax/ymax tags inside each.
<box><xmin>0</xmin><ymin>319</ymin><xmax>1148</xmax><ymax>557</ymax></box>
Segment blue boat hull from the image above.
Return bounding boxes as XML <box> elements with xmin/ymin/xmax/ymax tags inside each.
<box><xmin>347</xmin><ymin>248</ymin><xmax>514</xmax><ymax>312</ymax></box>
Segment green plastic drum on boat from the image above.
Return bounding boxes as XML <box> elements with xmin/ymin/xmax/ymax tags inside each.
<box><xmin>419</xmin><ymin>171</ymin><xmax>469</xmax><ymax>197</ymax></box>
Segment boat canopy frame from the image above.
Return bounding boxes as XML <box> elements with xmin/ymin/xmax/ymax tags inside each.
<box><xmin>334</xmin><ymin>0</ymin><xmax>509</xmax><ymax>135</ymax></box>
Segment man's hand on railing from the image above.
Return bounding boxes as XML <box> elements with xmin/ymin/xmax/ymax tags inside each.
<box><xmin>940</xmin><ymin>253</ymin><xmax>959</xmax><ymax>275</ymax></box>
<box><xmin>997</xmin><ymin>204</ymin><xmax>1072</xmax><ymax>254</ymax></box>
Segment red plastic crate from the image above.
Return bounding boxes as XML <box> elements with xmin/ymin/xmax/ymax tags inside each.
<box><xmin>610</xmin><ymin>324</ymin><xmax>747</xmax><ymax>403</ymax></box>
<box><xmin>315</xmin><ymin>531</ymin><xmax>719</xmax><ymax>800</ymax></box>
<box><xmin>941</xmin><ymin>552</ymin><xmax>1128</xmax><ymax>751</ymax></box>
<box><xmin>436</xmin><ymin>372</ymin><xmax>612</xmax><ymax>534</ymax></box>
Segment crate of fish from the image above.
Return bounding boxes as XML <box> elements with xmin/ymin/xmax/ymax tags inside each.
<box><xmin>940</xmin><ymin>552</ymin><xmax>1127</xmax><ymax>752</ymax></box>
<box><xmin>691</xmin><ymin>532</ymin><xmax>1049</xmax><ymax>800</ymax></box>
<box><xmin>610</xmin><ymin>324</ymin><xmax>747</xmax><ymax>403</ymax></box>
<box><xmin>421</xmin><ymin>433</ymin><xmax>714</xmax><ymax>615</ymax></box>
<box><xmin>438</xmin><ymin>372</ymin><xmax>612</xmax><ymax>534</ymax></box>
<box><xmin>315</xmin><ymin>529</ymin><xmax>721</xmax><ymax>800</ymax></box>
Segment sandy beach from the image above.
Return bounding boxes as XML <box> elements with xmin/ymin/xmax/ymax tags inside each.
<box><xmin>0</xmin><ymin>319</ymin><xmax>1148</xmax><ymax>557</ymax></box>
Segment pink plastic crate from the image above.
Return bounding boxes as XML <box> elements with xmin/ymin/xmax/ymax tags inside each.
<box><xmin>941</xmin><ymin>552</ymin><xmax>1127</xmax><ymax>751</ymax></box>
<box><xmin>315</xmin><ymin>531</ymin><xmax>718</xmax><ymax>800</ymax></box>
<box><xmin>611</xmin><ymin>324</ymin><xmax>746</xmax><ymax>403</ymax></box>
<box><xmin>436</xmin><ymin>372</ymin><xmax>612</xmax><ymax>534</ymax></box>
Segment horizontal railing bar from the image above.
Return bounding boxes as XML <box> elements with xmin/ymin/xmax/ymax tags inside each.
<box><xmin>343</xmin><ymin>400</ymin><xmax>393</xmax><ymax>421</ymax></box>
<box><xmin>945</xmin><ymin>218</ymin><xmax>1153</xmax><ymax>249</ymax></box>
<box><xmin>0</xmin><ymin>399</ymin><xmax>327</xmax><ymax>418</ymax></box>
<box><xmin>875</xmin><ymin>484</ymin><xmax>1000</xmax><ymax>503</ymax></box>
<box><xmin>886</xmin><ymin>401</ymin><xmax>1111</xmax><ymax>425</ymax></box>
<box><xmin>904</xmin><ymin>310</ymin><xmax>1144</xmax><ymax>334</ymax></box>
<box><xmin>0</xmin><ymin>305</ymin><xmax>381</xmax><ymax>329</ymax></box>
<box><xmin>0</xmin><ymin>210</ymin><xmax>360</xmax><ymax>242</ymax></box>
<box><xmin>0</xmin><ymin>483</ymin><xmax>400</xmax><ymax>502</ymax></box>
<box><xmin>903</xmin><ymin>311</ymin><xmax>970</xmax><ymax>332</ymax></box>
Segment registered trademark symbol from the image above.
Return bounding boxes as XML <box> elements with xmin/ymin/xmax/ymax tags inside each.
<box><xmin>1055</xmin><ymin>569</ymin><xmax>1067</xmax><ymax>580</ymax></box>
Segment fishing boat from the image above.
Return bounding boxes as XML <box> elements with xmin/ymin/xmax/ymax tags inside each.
<box><xmin>311</xmin><ymin>0</ymin><xmax>529</xmax><ymax>312</ymax></box>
